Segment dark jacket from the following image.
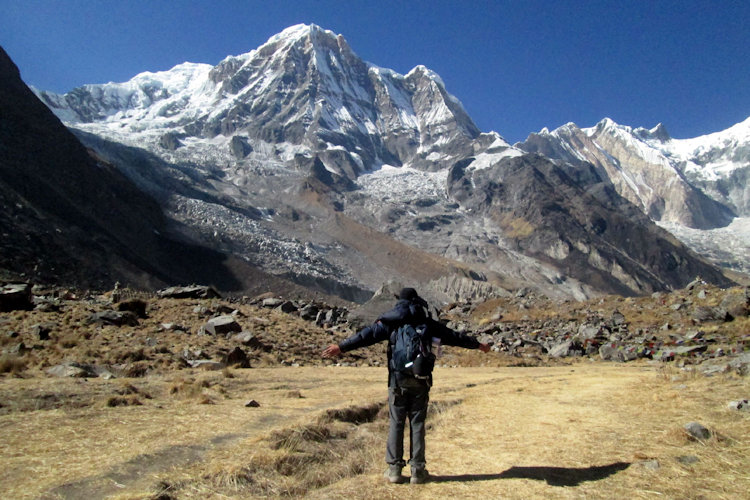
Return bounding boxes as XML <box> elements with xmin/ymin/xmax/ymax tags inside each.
<box><xmin>338</xmin><ymin>298</ymin><xmax>481</xmax><ymax>387</ymax></box>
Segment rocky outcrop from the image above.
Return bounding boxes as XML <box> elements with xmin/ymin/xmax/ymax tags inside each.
<box><xmin>446</xmin><ymin>153</ymin><xmax>732</xmax><ymax>295</ymax></box>
<box><xmin>518</xmin><ymin>121</ymin><xmax>736</xmax><ymax>229</ymax></box>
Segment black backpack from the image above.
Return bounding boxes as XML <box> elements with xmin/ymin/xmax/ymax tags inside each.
<box><xmin>390</xmin><ymin>324</ymin><xmax>435</xmax><ymax>380</ymax></box>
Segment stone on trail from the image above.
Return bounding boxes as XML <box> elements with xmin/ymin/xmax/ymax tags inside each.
<box><xmin>684</xmin><ymin>422</ymin><xmax>711</xmax><ymax>441</ymax></box>
<box><xmin>728</xmin><ymin>399</ymin><xmax>749</xmax><ymax>412</ymax></box>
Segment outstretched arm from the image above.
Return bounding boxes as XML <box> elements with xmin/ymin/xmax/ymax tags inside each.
<box><xmin>322</xmin><ymin>344</ymin><xmax>342</xmax><ymax>358</ymax></box>
<box><xmin>321</xmin><ymin>320</ymin><xmax>390</xmax><ymax>359</ymax></box>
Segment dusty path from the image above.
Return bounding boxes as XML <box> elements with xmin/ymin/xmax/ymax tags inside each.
<box><xmin>1</xmin><ymin>364</ymin><xmax>748</xmax><ymax>499</ymax></box>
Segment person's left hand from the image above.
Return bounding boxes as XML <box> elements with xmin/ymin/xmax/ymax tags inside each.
<box><xmin>322</xmin><ymin>344</ymin><xmax>342</xmax><ymax>358</ymax></box>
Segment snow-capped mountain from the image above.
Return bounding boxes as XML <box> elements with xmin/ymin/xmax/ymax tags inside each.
<box><xmin>37</xmin><ymin>24</ymin><xmax>489</xmax><ymax>179</ymax></box>
<box><xmin>28</xmin><ymin>24</ymin><xmax>736</xmax><ymax>300</ymax></box>
<box><xmin>518</xmin><ymin>117</ymin><xmax>750</xmax><ymax>273</ymax></box>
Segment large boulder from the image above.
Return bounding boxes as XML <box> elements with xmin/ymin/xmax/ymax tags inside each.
<box><xmin>720</xmin><ymin>288</ymin><xmax>750</xmax><ymax>318</ymax></box>
<box><xmin>157</xmin><ymin>285</ymin><xmax>221</xmax><ymax>299</ymax></box>
<box><xmin>0</xmin><ymin>283</ymin><xmax>33</xmax><ymax>312</ymax></box>
<box><xmin>88</xmin><ymin>310</ymin><xmax>139</xmax><ymax>327</ymax></box>
<box><xmin>204</xmin><ymin>315</ymin><xmax>242</xmax><ymax>335</ymax></box>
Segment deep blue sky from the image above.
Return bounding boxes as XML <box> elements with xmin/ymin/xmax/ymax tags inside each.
<box><xmin>1</xmin><ymin>0</ymin><xmax>748</xmax><ymax>144</ymax></box>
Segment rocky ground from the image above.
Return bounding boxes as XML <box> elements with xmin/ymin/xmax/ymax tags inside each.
<box><xmin>1</xmin><ymin>278</ymin><xmax>748</xmax><ymax>387</ymax></box>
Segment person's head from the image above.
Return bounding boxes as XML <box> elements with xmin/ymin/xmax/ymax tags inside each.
<box><xmin>399</xmin><ymin>287</ymin><xmax>420</xmax><ymax>302</ymax></box>
<box><xmin>398</xmin><ymin>287</ymin><xmax>430</xmax><ymax>316</ymax></box>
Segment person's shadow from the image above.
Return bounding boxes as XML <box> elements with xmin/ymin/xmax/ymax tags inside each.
<box><xmin>431</xmin><ymin>462</ymin><xmax>631</xmax><ymax>487</ymax></box>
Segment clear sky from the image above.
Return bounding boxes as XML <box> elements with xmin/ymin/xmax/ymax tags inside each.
<box><xmin>1</xmin><ymin>0</ymin><xmax>748</xmax><ymax>144</ymax></box>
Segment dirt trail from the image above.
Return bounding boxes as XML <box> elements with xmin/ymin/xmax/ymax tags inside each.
<box><xmin>2</xmin><ymin>364</ymin><xmax>748</xmax><ymax>499</ymax></box>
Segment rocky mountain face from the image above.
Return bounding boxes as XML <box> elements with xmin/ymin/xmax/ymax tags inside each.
<box><xmin>0</xmin><ymin>46</ymin><xmax>323</xmax><ymax>297</ymax></box>
<box><xmin>518</xmin><ymin>118</ymin><xmax>750</xmax><ymax>273</ymax></box>
<box><xmin>18</xmin><ymin>25</ymin><xmax>740</xmax><ymax>301</ymax></box>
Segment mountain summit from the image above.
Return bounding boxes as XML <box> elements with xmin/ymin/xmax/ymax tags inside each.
<box><xmin>24</xmin><ymin>25</ymin><xmax>740</xmax><ymax>300</ymax></box>
<box><xmin>38</xmin><ymin>23</ymin><xmax>484</xmax><ymax>179</ymax></box>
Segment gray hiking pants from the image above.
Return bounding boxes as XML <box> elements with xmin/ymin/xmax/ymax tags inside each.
<box><xmin>386</xmin><ymin>380</ymin><xmax>430</xmax><ymax>470</ymax></box>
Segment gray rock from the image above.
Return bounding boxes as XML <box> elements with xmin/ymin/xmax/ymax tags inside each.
<box><xmin>31</xmin><ymin>323</ymin><xmax>54</xmax><ymax>340</ymax></box>
<box><xmin>299</xmin><ymin>304</ymin><xmax>319</xmax><ymax>321</ymax></box>
<box><xmin>727</xmin><ymin>399</ymin><xmax>749</xmax><ymax>411</ymax></box>
<box><xmin>188</xmin><ymin>360</ymin><xmax>226</xmax><ymax>370</ymax></box>
<box><xmin>684</xmin><ymin>422</ymin><xmax>711</xmax><ymax>440</ymax></box>
<box><xmin>157</xmin><ymin>285</ymin><xmax>220</xmax><ymax>299</ymax></box>
<box><xmin>599</xmin><ymin>343</ymin><xmax>637</xmax><ymax>362</ymax></box>
<box><xmin>204</xmin><ymin>315</ymin><xmax>242</xmax><ymax>335</ymax></box>
<box><xmin>224</xmin><ymin>346</ymin><xmax>250</xmax><ymax>368</ymax></box>
<box><xmin>276</xmin><ymin>300</ymin><xmax>298</xmax><ymax>314</ymax></box>
<box><xmin>676</xmin><ymin>455</ymin><xmax>699</xmax><ymax>465</ymax></box>
<box><xmin>234</xmin><ymin>331</ymin><xmax>267</xmax><ymax>350</ymax></box>
<box><xmin>116</xmin><ymin>299</ymin><xmax>148</xmax><ymax>318</ymax></box>
<box><xmin>640</xmin><ymin>459</ymin><xmax>660</xmax><ymax>470</ymax></box>
<box><xmin>261</xmin><ymin>298</ymin><xmax>284</xmax><ymax>308</ymax></box>
<box><xmin>0</xmin><ymin>283</ymin><xmax>33</xmax><ymax>312</ymax></box>
<box><xmin>728</xmin><ymin>352</ymin><xmax>750</xmax><ymax>376</ymax></box>
<box><xmin>88</xmin><ymin>310</ymin><xmax>139</xmax><ymax>327</ymax></box>
<box><xmin>8</xmin><ymin>342</ymin><xmax>27</xmax><ymax>354</ymax></box>
<box><xmin>611</xmin><ymin>310</ymin><xmax>626</xmax><ymax>326</ymax></box>
<box><xmin>692</xmin><ymin>306</ymin><xmax>731</xmax><ymax>324</ymax></box>
<box><xmin>720</xmin><ymin>289</ymin><xmax>750</xmax><ymax>318</ymax></box>
<box><xmin>549</xmin><ymin>340</ymin><xmax>573</xmax><ymax>358</ymax></box>
<box><xmin>577</xmin><ymin>324</ymin><xmax>601</xmax><ymax>341</ymax></box>
<box><xmin>46</xmin><ymin>361</ymin><xmax>96</xmax><ymax>378</ymax></box>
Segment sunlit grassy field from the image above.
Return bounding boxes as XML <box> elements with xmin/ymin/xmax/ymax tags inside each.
<box><xmin>2</xmin><ymin>362</ymin><xmax>748</xmax><ymax>499</ymax></box>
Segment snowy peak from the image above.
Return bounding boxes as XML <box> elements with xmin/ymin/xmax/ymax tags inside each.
<box><xmin>37</xmin><ymin>24</ymin><xmax>480</xmax><ymax>178</ymax></box>
<box><xmin>519</xmin><ymin>116</ymin><xmax>748</xmax><ymax>230</ymax></box>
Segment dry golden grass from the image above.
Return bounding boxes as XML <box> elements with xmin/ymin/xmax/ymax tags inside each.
<box><xmin>1</xmin><ymin>364</ymin><xmax>748</xmax><ymax>499</ymax></box>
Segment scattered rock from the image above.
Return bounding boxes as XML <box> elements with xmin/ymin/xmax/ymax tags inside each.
<box><xmin>639</xmin><ymin>459</ymin><xmax>660</xmax><ymax>470</ymax></box>
<box><xmin>684</xmin><ymin>422</ymin><xmax>711</xmax><ymax>441</ymax></box>
<box><xmin>116</xmin><ymin>299</ymin><xmax>148</xmax><ymax>318</ymax></box>
<box><xmin>234</xmin><ymin>331</ymin><xmax>268</xmax><ymax>350</ymax></box>
<box><xmin>0</xmin><ymin>283</ymin><xmax>33</xmax><ymax>312</ymax></box>
<box><xmin>245</xmin><ymin>399</ymin><xmax>261</xmax><ymax>408</ymax></box>
<box><xmin>676</xmin><ymin>455</ymin><xmax>699</xmax><ymax>465</ymax></box>
<box><xmin>204</xmin><ymin>315</ymin><xmax>242</xmax><ymax>335</ymax></box>
<box><xmin>261</xmin><ymin>298</ymin><xmax>284</xmax><ymax>308</ymax></box>
<box><xmin>549</xmin><ymin>340</ymin><xmax>573</xmax><ymax>358</ymax></box>
<box><xmin>720</xmin><ymin>289</ymin><xmax>750</xmax><ymax>318</ymax></box>
<box><xmin>88</xmin><ymin>310</ymin><xmax>139</xmax><ymax>327</ymax></box>
<box><xmin>224</xmin><ymin>346</ymin><xmax>250</xmax><ymax>368</ymax></box>
<box><xmin>276</xmin><ymin>300</ymin><xmax>298</xmax><ymax>314</ymax></box>
<box><xmin>299</xmin><ymin>304</ymin><xmax>319</xmax><ymax>321</ymax></box>
<box><xmin>728</xmin><ymin>399</ymin><xmax>749</xmax><ymax>412</ymax></box>
<box><xmin>46</xmin><ymin>361</ymin><xmax>96</xmax><ymax>378</ymax></box>
<box><xmin>31</xmin><ymin>323</ymin><xmax>54</xmax><ymax>340</ymax></box>
<box><xmin>157</xmin><ymin>285</ymin><xmax>220</xmax><ymax>299</ymax></box>
<box><xmin>692</xmin><ymin>306</ymin><xmax>731</xmax><ymax>324</ymax></box>
<box><xmin>188</xmin><ymin>360</ymin><xmax>226</xmax><ymax>370</ymax></box>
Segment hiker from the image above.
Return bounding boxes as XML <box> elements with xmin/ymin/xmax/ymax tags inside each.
<box><xmin>322</xmin><ymin>287</ymin><xmax>490</xmax><ymax>484</ymax></box>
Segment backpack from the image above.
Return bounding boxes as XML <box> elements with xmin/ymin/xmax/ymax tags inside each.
<box><xmin>390</xmin><ymin>324</ymin><xmax>435</xmax><ymax>380</ymax></box>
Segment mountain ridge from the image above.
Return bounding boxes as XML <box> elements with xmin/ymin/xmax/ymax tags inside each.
<box><xmin>9</xmin><ymin>25</ymin><xmax>744</xmax><ymax>300</ymax></box>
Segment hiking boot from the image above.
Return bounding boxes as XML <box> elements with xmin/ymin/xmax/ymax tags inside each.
<box><xmin>384</xmin><ymin>465</ymin><xmax>406</xmax><ymax>484</ymax></box>
<box><xmin>410</xmin><ymin>468</ymin><xmax>430</xmax><ymax>484</ymax></box>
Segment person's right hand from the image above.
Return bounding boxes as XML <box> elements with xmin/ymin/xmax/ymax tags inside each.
<box><xmin>322</xmin><ymin>344</ymin><xmax>342</xmax><ymax>358</ymax></box>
